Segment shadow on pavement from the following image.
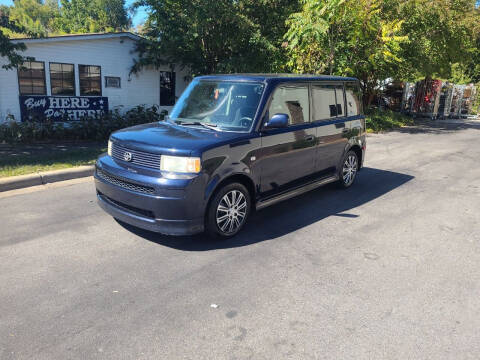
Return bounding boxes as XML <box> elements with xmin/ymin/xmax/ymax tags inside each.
<box><xmin>395</xmin><ymin>119</ymin><xmax>480</xmax><ymax>134</ymax></box>
<box><xmin>118</xmin><ymin>167</ymin><xmax>414</xmax><ymax>251</ymax></box>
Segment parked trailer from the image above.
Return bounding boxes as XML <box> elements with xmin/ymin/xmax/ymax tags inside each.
<box><xmin>395</xmin><ymin>81</ymin><xmax>477</xmax><ymax>119</ymax></box>
<box><xmin>411</xmin><ymin>79</ymin><xmax>443</xmax><ymax>119</ymax></box>
<box><xmin>460</xmin><ymin>84</ymin><xmax>477</xmax><ymax>118</ymax></box>
<box><xmin>401</xmin><ymin>82</ymin><xmax>416</xmax><ymax>114</ymax></box>
<box><xmin>437</xmin><ymin>82</ymin><xmax>454</xmax><ymax>119</ymax></box>
<box><xmin>449</xmin><ymin>85</ymin><xmax>465</xmax><ymax>118</ymax></box>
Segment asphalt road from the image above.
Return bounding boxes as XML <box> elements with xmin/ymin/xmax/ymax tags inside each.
<box><xmin>1</xmin><ymin>120</ymin><xmax>480</xmax><ymax>359</ymax></box>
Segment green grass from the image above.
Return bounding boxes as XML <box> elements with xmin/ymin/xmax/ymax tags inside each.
<box><xmin>365</xmin><ymin>109</ymin><xmax>415</xmax><ymax>133</ymax></box>
<box><xmin>0</xmin><ymin>144</ymin><xmax>106</xmax><ymax>178</ymax></box>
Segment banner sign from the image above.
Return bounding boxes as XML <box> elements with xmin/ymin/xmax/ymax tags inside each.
<box><xmin>19</xmin><ymin>95</ymin><xmax>109</xmax><ymax>122</ymax></box>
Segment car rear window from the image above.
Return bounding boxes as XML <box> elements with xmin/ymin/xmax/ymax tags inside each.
<box><xmin>345</xmin><ymin>82</ymin><xmax>363</xmax><ymax>116</ymax></box>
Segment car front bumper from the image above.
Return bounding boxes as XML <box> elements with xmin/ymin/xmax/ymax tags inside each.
<box><xmin>94</xmin><ymin>155</ymin><xmax>206</xmax><ymax>236</ymax></box>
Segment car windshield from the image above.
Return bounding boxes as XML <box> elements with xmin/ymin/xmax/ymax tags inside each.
<box><xmin>169</xmin><ymin>79</ymin><xmax>265</xmax><ymax>132</ymax></box>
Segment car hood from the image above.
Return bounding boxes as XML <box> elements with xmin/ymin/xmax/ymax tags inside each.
<box><xmin>110</xmin><ymin>121</ymin><xmax>249</xmax><ymax>157</ymax></box>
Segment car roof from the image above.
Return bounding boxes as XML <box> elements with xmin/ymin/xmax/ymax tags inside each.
<box><xmin>196</xmin><ymin>74</ymin><xmax>358</xmax><ymax>83</ymax></box>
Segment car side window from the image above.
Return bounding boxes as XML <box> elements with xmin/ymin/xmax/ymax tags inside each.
<box><xmin>345</xmin><ymin>82</ymin><xmax>363</xmax><ymax>116</ymax></box>
<box><xmin>335</xmin><ymin>84</ymin><xmax>345</xmax><ymax>117</ymax></box>
<box><xmin>312</xmin><ymin>84</ymin><xmax>337</xmax><ymax>120</ymax></box>
<box><xmin>268</xmin><ymin>85</ymin><xmax>310</xmax><ymax>125</ymax></box>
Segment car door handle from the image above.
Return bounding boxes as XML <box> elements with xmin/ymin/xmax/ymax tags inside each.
<box><xmin>304</xmin><ymin>135</ymin><xmax>315</xmax><ymax>142</ymax></box>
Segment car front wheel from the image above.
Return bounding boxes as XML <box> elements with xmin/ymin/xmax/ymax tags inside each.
<box><xmin>206</xmin><ymin>182</ymin><xmax>251</xmax><ymax>239</ymax></box>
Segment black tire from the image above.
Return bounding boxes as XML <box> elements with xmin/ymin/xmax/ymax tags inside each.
<box><xmin>205</xmin><ymin>182</ymin><xmax>251</xmax><ymax>239</ymax></box>
<box><xmin>337</xmin><ymin>150</ymin><xmax>359</xmax><ymax>188</ymax></box>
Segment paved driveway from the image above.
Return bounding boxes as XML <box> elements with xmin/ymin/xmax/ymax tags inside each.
<box><xmin>1</xmin><ymin>121</ymin><xmax>480</xmax><ymax>359</ymax></box>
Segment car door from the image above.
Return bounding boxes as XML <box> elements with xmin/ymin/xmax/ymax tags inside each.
<box><xmin>311</xmin><ymin>82</ymin><xmax>349</xmax><ymax>174</ymax></box>
<box><xmin>258</xmin><ymin>84</ymin><xmax>317</xmax><ymax>197</ymax></box>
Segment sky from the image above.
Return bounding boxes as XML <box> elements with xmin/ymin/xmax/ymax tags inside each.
<box><xmin>0</xmin><ymin>0</ymin><xmax>148</xmax><ymax>28</ymax></box>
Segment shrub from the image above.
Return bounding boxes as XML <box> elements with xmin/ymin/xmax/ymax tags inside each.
<box><xmin>365</xmin><ymin>108</ymin><xmax>414</xmax><ymax>132</ymax></box>
<box><xmin>0</xmin><ymin>106</ymin><xmax>162</xmax><ymax>144</ymax></box>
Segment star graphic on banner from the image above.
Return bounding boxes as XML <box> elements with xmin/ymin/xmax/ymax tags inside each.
<box><xmin>99</xmin><ymin>99</ymin><xmax>104</xmax><ymax>105</ymax></box>
<box><xmin>93</xmin><ymin>102</ymin><xmax>97</xmax><ymax>106</ymax></box>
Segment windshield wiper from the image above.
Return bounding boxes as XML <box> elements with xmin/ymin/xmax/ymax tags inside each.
<box><xmin>177</xmin><ymin>121</ymin><xmax>220</xmax><ymax>131</ymax></box>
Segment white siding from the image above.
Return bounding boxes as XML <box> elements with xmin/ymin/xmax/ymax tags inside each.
<box><xmin>0</xmin><ymin>36</ymin><xmax>189</xmax><ymax>122</ymax></box>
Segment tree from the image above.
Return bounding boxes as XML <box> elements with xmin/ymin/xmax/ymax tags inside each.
<box><xmin>285</xmin><ymin>0</ymin><xmax>408</xmax><ymax>105</ymax></box>
<box><xmin>285</xmin><ymin>0</ymin><xmax>480</xmax><ymax>104</ymax></box>
<box><xmin>6</xmin><ymin>0</ymin><xmax>60</xmax><ymax>37</ymax></box>
<box><xmin>132</xmin><ymin>0</ymin><xmax>299</xmax><ymax>75</ymax></box>
<box><xmin>54</xmin><ymin>0</ymin><xmax>130</xmax><ymax>33</ymax></box>
<box><xmin>238</xmin><ymin>0</ymin><xmax>301</xmax><ymax>71</ymax></box>
<box><xmin>398</xmin><ymin>0</ymin><xmax>478</xmax><ymax>81</ymax></box>
<box><xmin>0</xmin><ymin>9</ymin><xmax>33</xmax><ymax>70</ymax></box>
<box><xmin>456</xmin><ymin>2</ymin><xmax>480</xmax><ymax>83</ymax></box>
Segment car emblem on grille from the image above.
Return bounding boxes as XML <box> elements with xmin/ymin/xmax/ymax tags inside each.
<box><xmin>123</xmin><ymin>151</ymin><xmax>133</xmax><ymax>162</ymax></box>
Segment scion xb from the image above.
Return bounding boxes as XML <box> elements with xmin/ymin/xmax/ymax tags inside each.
<box><xmin>95</xmin><ymin>74</ymin><xmax>366</xmax><ymax>238</ymax></box>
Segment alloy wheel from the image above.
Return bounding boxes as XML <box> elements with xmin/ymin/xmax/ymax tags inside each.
<box><xmin>342</xmin><ymin>154</ymin><xmax>358</xmax><ymax>186</ymax></box>
<box><xmin>216</xmin><ymin>190</ymin><xmax>247</xmax><ymax>234</ymax></box>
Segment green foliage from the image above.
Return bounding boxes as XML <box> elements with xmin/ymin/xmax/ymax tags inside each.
<box><xmin>1</xmin><ymin>0</ymin><xmax>130</xmax><ymax>38</ymax></box>
<box><xmin>0</xmin><ymin>106</ymin><xmax>160</xmax><ymax>144</ymax></box>
<box><xmin>285</xmin><ymin>0</ymin><xmax>479</xmax><ymax>104</ymax></box>
<box><xmin>54</xmin><ymin>0</ymin><xmax>130</xmax><ymax>33</ymax></box>
<box><xmin>132</xmin><ymin>0</ymin><xmax>298</xmax><ymax>75</ymax></box>
<box><xmin>463</xmin><ymin>7</ymin><xmax>480</xmax><ymax>83</ymax></box>
<box><xmin>365</xmin><ymin>108</ymin><xmax>415</xmax><ymax>132</ymax></box>
<box><xmin>285</xmin><ymin>0</ymin><xmax>409</xmax><ymax>105</ymax></box>
<box><xmin>398</xmin><ymin>0</ymin><xmax>478</xmax><ymax>81</ymax></box>
<box><xmin>0</xmin><ymin>9</ymin><xmax>34</xmax><ymax>70</ymax></box>
<box><xmin>5</xmin><ymin>0</ymin><xmax>60</xmax><ymax>37</ymax></box>
<box><xmin>0</xmin><ymin>143</ymin><xmax>106</xmax><ymax>177</ymax></box>
<box><xmin>2</xmin><ymin>0</ymin><xmax>480</xmax><ymax>113</ymax></box>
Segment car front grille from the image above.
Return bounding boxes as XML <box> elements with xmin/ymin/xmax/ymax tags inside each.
<box><xmin>96</xmin><ymin>169</ymin><xmax>155</xmax><ymax>195</ymax></box>
<box><xmin>111</xmin><ymin>142</ymin><xmax>161</xmax><ymax>170</ymax></box>
<box><xmin>98</xmin><ymin>191</ymin><xmax>155</xmax><ymax>219</ymax></box>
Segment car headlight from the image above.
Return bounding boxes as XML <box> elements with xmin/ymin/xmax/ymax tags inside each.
<box><xmin>107</xmin><ymin>140</ymin><xmax>112</xmax><ymax>156</ymax></box>
<box><xmin>160</xmin><ymin>155</ymin><xmax>201</xmax><ymax>173</ymax></box>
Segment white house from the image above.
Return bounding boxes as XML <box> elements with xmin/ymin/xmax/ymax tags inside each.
<box><xmin>0</xmin><ymin>32</ymin><xmax>189</xmax><ymax>122</ymax></box>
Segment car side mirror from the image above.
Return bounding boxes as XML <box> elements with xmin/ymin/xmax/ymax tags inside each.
<box><xmin>264</xmin><ymin>113</ymin><xmax>289</xmax><ymax>129</ymax></box>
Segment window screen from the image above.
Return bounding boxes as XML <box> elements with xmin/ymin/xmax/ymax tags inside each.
<box><xmin>160</xmin><ymin>71</ymin><xmax>176</xmax><ymax>106</ymax></box>
<box><xmin>18</xmin><ymin>61</ymin><xmax>46</xmax><ymax>95</ymax></box>
<box><xmin>79</xmin><ymin>65</ymin><xmax>101</xmax><ymax>96</ymax></box>
<box><xmin>50</xmin><ymin>63</ymin><xmax>75</xmax><ymax>95</ymax></box>
<box><xmin>268</xmin><ymin>86</ymin><xmax>309</xmax><ymax>125</ymax></box>
<box><xmin>345</xmin><ymin>82</ymin><xmax>363</xmax><ymax>116</ymax></box>
<box><xmin>312</xmin><ymin>84</ymin><xmax>337</xmax><ymax>120</ymax></box>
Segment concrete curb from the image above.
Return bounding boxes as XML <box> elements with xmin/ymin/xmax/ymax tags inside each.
<box><xmin>0</xmin><ymin>165</ymin><xmax>95</xmax><ymax>192</ymax></box>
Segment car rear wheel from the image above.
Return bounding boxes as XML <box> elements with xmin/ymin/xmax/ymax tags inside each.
<box><xmin>338</xmin><ymin>150</ymin><xmax>359</xmax><ymax>188</ymax></box>
<box><xmin>206</xmin><ymin>182</ymin><xmax>251</xmax><ymax>239</ymax></box>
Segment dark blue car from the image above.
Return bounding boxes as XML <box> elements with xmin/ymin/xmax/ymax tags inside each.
<box><xmin>95</xmin><ymin>74</ymin><xmax>366</xmax><ymax>238</ymax></box>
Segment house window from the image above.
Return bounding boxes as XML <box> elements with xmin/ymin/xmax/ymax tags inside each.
<box><xmin>105</xmin><ymin>76</ymin><xmax>121</xmax><ymax>88</ymax></box>
<box><xmin>160</xmin><ymin>71</ymin><xmax>176</xmax><ymax>106</ymax></box>
<box><xmin>79</xmin><ymin>65</ymin><xmax>101</xmax><ymax>96</ymax></box>
<box><xmin>50</xmin><ymin>63</ymin><xmax>75</xmax><ymax>95</ymax></box>
<box><xmin>18</xmin><ymin>61</ymin><xmax>46</xmax><ymax>95</ymax></box>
